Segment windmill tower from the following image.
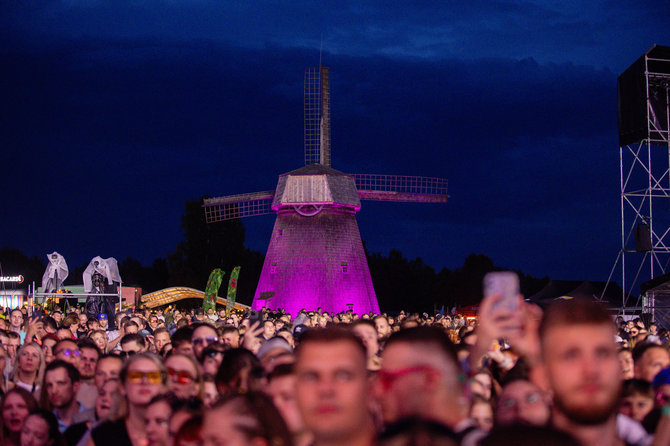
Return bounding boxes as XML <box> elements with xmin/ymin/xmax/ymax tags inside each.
<box><xmin>203</xmin><ymin>67</ymin><xmax>448</xmax><ymax>315</ymax></box>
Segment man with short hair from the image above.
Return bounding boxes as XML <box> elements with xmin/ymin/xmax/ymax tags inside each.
<box><xmin>44</xmin><ymin>360</ymin><xmax>86</xmax><ymax>432</ymax></box>
<box><xmin>76</xmin><ymin>340</ymin><xmax>101</xmax><ymax>409</ymax></box>
<box><xmin>53</xmin><ymin>339</ymin><xmax>81</xmax><ymax>368</ymax></box>
<box><xmin>192</xmin><ymin>323</ymin><xmax>219</xmax><ymax>360</ymax></box>
<box><xmin>262</xmin><ymin>319</ymin><xmax>276</xmax><ymax>340</ymax></box>
<box><xmin>220</xmin><ymin>326</ymin><xmax>240</xmax><ymax>348</ymax></box>
<box><xmin>633</xmin><ymin>342</ymin><xmax>670</xmax><ymax>383</ymax></box>
<box><xmin>9</xmin><ymin>308</ymin><xmax>26</xmax><ymax>343</ymax></box>
<box><xmin>266</xmin><ymin>363</ymin><xmax>312</xmax><ymax>446</ymax></box>
<box><xmin>6</xmin><ymin>331</ymin><xmax>20</xmax><ymax>361</ymax></box>
<box><xmin>538</xmin><ymin>299</ymin><xmax>626</xmax><ymax>446</ymax></box>
<box><xmin>295</xmin><ymin>328</ymin><xmax>375</xmax><ymax>446</ymax></box>
<box><xmin>152</xmin><ymin>327</ymin><xmax>171</xmax><ymax>354</ymax></box>
<box><xmin>94</xmin><ymin>354</ymin><xmax>122</xmax><ymax>389</ymax></box>
<box><xmin>120</xmin><ymin>333</ymin><xmax>146</xmax><ymax>354</ymax></box>
<box><xmin>373</xmin><ymin>315</ymin><xmax>392</xmax><ymax>342</ymax></box>
<box><xmin>376</xmin><ymin>327</ymin><xmax>469</xmax><ymax>435</ymax></box>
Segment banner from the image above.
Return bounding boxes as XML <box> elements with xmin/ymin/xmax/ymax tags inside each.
<box><xmin>203</xmin><ymin>268</ymin><xmax>225</xmax><ymax>312</ymax></box>
<box><xmin>226</xmin><ymin>266</ymin><xmax>241</xmax><ymax>316</ymax></box>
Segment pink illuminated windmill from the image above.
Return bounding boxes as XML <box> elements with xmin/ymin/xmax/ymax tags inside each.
<box><xmin>203</xmin><ymin>67</ymin><xmax>448</xmax><ymax>315</ymax></box>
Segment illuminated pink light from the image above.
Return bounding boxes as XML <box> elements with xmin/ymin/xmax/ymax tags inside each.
<box><xmin>252</xmin><ymin>207</ymin><xmax>379</xmax><ymax>316</ymax></box>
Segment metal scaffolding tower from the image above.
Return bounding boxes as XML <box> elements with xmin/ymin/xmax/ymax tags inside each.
<box><xmin>610</xmin><ymin>45</ymin><xmax>670</xmax><ymax>316</ymax></box>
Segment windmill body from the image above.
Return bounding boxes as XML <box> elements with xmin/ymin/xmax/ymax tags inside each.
<box><xmin>204</xmin><ymin>67</ymin><xmax>447</xmax><ymax>315</ymax></box>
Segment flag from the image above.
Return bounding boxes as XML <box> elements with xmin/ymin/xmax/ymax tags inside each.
<box><xmin>203</xmin><ymin>268</ymin><xmax>225</xmax><ymax>312</ymax></box>
<box><xmin>226</xmin><ymin>266</ymin><xmax>241</xmax><ymax>316</ymax></box>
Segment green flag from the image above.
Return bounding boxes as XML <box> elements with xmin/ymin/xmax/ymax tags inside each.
<box><xmin>203</xmin><ymin>268</ymin><xmax>225</xmax><ymax>312</ymax></box>
<box><xmin>226</xmin><ymin>266</ymin><xmax>241</xmax><ymax>316</ymax></box>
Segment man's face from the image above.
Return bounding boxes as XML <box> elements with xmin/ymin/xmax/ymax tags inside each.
<box><xmin>263</xmin><ymin>320</ymin><xmax>276</xmax><ymax>338</ymax></box>
<box><xmin>149</xmin><ymin>317</ymin><xmax>159</xmax><ymax>329</ymax></box>
<box><xmin>10</xmin><ymin>311</ymin><xmax>23</xmax><ymax>329</ymax></box>
<box><xmin>53</xmin><ymin>312</ymin><xmax>63</xmax><ymax>323</ymax></box>
<box><xmin>192</xmin><ymin>326</ymin><xmax>218</xmax><ymax>358</ymax></box>
<box><xmin>267</xmin><ymin>374</ymin><xmax>305</xmax><ymax>434</ymax></box>
<box><xmin>541</xmin><ymin>323</ymin><xmax>621</xmax><ymax>425</ymax></box>
<box><xmin>45</xmin><ymin>367</ymin><xmax>78</xmax><ymax>408</ymax></box>
<box><xmin>95</xmin><ymin>357</ymin><xmax>122</xmax><ymax>389</ymax></box>
<box><xmin>352</xmin><ymin>324</ymin><xmax>379</xmax><ymax>359</ymax></box>
<box><xmin>377</xmin><ymin>342</ymin><xmax>443</xmax><ymax>423</ymax></box>
<box><xmin>154</xmin><ymin>331</ymin><xmax>171</xmax><ymax>353</ymax></box>
<box><xmin>54</xmin><ymin>341</ymin><xmax>80</xmax><ymax>367</ymax></box>
<box><xmin>7</xmin><ymin>337</ymin><xmax>20</xmax><ymax>359</ymax></box>
<box><xmin>122</xmin><ymin>340</ymin><xmax>143</xmax><ymax>354</ymax></box>
<box><xmin>221</xmin><ymin>331</ymin><xmax>240</xmax><ymax>348</ymax></box>
<box><xmin>295</xmin><ymin>340</ymin><xmax>371</xmax><ymax>441</ymax></box>
<box><xmin>634</xmin><ymin>347</ymin><xmax>670</xmax><ymax>382</ymax></box>
<box><xmin>78</xmin><ymin>314</ymin><xmax>88</xmax><ymax>327</ymax></box>
<box><xmin>79</xmin><ymin>347</ymin><xmax>99</xmax><ymax>379</ymax></box>
<box><xmin>374</xmin><ymin>318</ymin><xmax>391</xmax><ymax>340</ymax></box>
<box><xmin>98</xmin><ymin>317</ymin><xmax>108</xmax><ymax>329</ymax></box>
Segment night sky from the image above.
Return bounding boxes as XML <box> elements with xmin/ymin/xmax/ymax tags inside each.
<box><xmin>2</xmin><ymin>1</ymin><xmax>670</xmax><ymax>286</ymax></box>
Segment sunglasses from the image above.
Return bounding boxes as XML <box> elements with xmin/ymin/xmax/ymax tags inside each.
<box><xmin>167</xmin><ymin>368</ymin><xmax>195</xmax><ymax>384</ymax></box>
<box><xmin>127</xmin><ymin>370</ymin><xmax>164</xmax><ymax>384</ymax></box>
<box><xmin>192</xmin><ymin>337</ymin><xmax>218</xmax><ymax>346</ymax></box>
<box><xmin>119</xmin><ymin>351</ymin><xmax>137</xmax><ymax>358</ymax></box>
<box><xmin>56</xmin><ymin>348</ymin><xmax>80</xmax><ymax>357</ymax></box>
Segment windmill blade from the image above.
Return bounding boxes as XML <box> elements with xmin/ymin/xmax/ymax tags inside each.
<box><xmin>203</xmin><ymin>191</ymin><xmax>275</xmax><ymax>222</ymax></box>
<box><xmin>354</xmin><ymin>174</ymin><xmax>448</xmax><ymax>203</ymax></box>
<box><xmin>304</xmin><ymin>66</ymin><xmax>330</xmax><ymax>167</ymax></box>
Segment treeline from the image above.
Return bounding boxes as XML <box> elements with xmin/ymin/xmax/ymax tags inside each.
<box><xmin>2</xmin><ymin>198</ymin><xmax>549</xmax><ymax>312</ymax></box>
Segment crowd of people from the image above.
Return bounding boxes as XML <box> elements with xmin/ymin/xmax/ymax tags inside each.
<box><xmin>0</xmin><ymin>294</ymin><xmax>669</xmax><ymax>446</ymax></box>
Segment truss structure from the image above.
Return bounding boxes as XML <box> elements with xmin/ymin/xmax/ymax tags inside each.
<box><xmin>608</xmin><ymin>45</ymin><xmax>670</xmax><ymax>313</ymax></box>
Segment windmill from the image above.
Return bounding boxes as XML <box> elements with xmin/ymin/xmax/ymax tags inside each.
<box><xmin>203</xmin><ymin>67</ymin><xmax>448</xmax><ymax>315</ymax></box>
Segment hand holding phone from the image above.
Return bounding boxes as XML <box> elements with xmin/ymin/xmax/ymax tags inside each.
<box><xmin>483</xmin><ymin>271</ymin><xmax>520</xmax><ymax>312</ymax></box>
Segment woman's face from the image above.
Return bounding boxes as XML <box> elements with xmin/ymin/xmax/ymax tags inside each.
<box><xmin>145</xmin><ymin>400</ymin><xmax>171</xmax><ymax>446</ymax></box>
<box><xmin>203</xmin><ymin>381</ymin><xmax>218</xmax><ymax>408</ymax></box>
<box><xmin>42</xmin><ymin>340</ymin><xmax>56</xmax><ymax>365</ymax></box>
<box><xmin>165</xmin><ymin>356</ymin><xmax>198</xmax><ymax>399</ymax></box>
<box><xmin>123</xmin><ymin>358</ymin><xmax>165</xmax><ymax>407</ymax></box>
<box><xmin>18</xmin><ymin>346</ymin><xmax>40</xmax><ymax>374</ymax></box>
<box><xmin>470</xmin><ymin>401</ymin><xmax>493</xmax><ymax>432</ymax></box>
<box><xmin>91</xmin><ymin>333</ymin><xmax>107</xmax><ymax>352</ymax></box>
<box><xmin>20</xmin><ymin>414</ymin><xmax>51</xmax><ymax>446</ymax></box>
<box><xmin>2</xmin><ymin>393</ymin><xmax>31</xmax><ymax>434</ymax></box>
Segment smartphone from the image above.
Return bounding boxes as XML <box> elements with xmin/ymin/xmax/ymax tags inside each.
<box><xmin>483</xmin><ymin>271</ymin><xmax>520</xmax><ymax>312</ymax></box>
<box><xmin>247</xmin><ymin>310</ymin><xmax>263</xmax><ymax>326</ymax></box>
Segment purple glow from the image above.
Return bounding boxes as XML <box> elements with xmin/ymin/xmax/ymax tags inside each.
<box><xmin>252</xmin><ymin>207</ymin><xmax>380</xmax><ymax>316</ymax></box>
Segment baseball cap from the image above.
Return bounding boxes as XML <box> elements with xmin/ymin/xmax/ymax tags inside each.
<box><xmin>98</xmin><ymin>313</ymin><xmax>108</xmax><ymax>320</ymax></box>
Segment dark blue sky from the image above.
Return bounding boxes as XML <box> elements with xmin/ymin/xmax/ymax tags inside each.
<box><xmin>2</xmin><ymin>1</ymin><xmax>670</xmax><ymax>284</ymax></box>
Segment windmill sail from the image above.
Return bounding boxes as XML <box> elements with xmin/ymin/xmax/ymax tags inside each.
<box><xmin>305</xmin><ymin>67</ymin><xmax>330</xmax><ymax>166</ymax></box>
<box><xmin>355</xmin><ymin>174</ymin><xmax>448</xmax><ymax>203</ymax></box>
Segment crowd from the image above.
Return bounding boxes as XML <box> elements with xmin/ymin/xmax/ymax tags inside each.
<box><xmin>0</xmin><ymin>294</ymin><xmax>669</xmax><ymax>446</ymax></box>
